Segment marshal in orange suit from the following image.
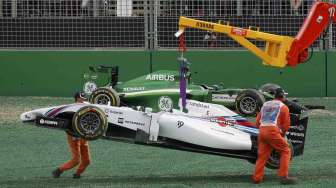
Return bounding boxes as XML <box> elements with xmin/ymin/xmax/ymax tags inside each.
<box><xmin>52</xmin><ymin>91</ymin><xmax>90</xmax><ymax>179</ymax></box>
<box><xmin>251</xmin><ymin>88</ymin><xmax>297</xmax><ymax>185</ymax></box>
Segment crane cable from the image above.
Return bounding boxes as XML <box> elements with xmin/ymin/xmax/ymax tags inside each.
<box><xmin>178</xmin><ymin>34</ymin><xmax>187</xmax><ymax>58</ymax></box>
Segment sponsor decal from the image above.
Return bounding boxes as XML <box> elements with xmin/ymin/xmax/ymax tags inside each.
<box><xmin>287</xmin><ymin>139</ymin><xmax>303</xmax><ymax>144</ymax></box>
<box><xmin>210</xmin><ymin>117</ymin><xmax>234</xmax><ymax>127</ymax></box>
<box><xmin>287</xmin><ymin>132</ymin><xmax>305</xmax><ymax>137</ymax></box>
<box><xmin>104</xmin><ymin>109</ymin><xmax>123</xmax><ymax>115</ymax></box>
<box><xmin>289</xmin><ymin>125</ymin><xmax>305</xmax><ymax>131</ymax></box>
<box><xmin>24</xmin><ymin>114</ymin><xmax>32</xmax><ymax>120</ymax></box>
<box><xmin>118</xmin><ymin>117</ymin><xmax>124</xmax><ymax>124</ymax></box>
<box><xmin>188</xmin><ymin>101</ymin><xmax>210</xmax><ymax>109</ymax></box>
<box><xmin>329</xmin><ymin>7</ymin><xmax>335</xmax><ymax>17</ymax></box>
<box><xmin>231</xmin><ymin>27</ymin><xmax>247</xmax><ymax>36</ymax></box>
<box><xmin>39</xmin><ymin>118</ymin><xmax>58</xmax><ymax>126</ymax></box>
<box><xmin>145</xmin><ymin>74</ymin><xmax>175</xmax><ymax>81</ymax></box>
<box><xmin>158</xmin><ymin>96</ymin><xmax>173</xmax><ymax>112</ymax></box>
<box><xmin>177</xmin><ymin>120</ymin><xmax>184</xmax><ymax>128</ymax></box>
<box><xmin>212</xmin><ymin>94</ymin><xmax>237</xmax><ymax>102</ymax></box>
<box><xmin>123</xmin><ymin>87</ymin><xmax>145</xmax><ymax>92</ymax></box>
<box><xmin>124</xmin><ymin>120</ymin><xmax>145</xmax><ymax>126</ymax></box>
<box><xmin>196</xmin><ymin>22</ymin><xmax>214</xmax><ymax>30</ymax></box>
<box><xmin>83</xmin><ymin>81</ymin><xmax>97</xmax><ymax>94</ymax></box>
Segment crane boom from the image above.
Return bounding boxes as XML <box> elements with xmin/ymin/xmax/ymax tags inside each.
<box><xmin>176</xmin><ymin>1</ymin><xmax>336</xmax><ymax>68</ymax></box>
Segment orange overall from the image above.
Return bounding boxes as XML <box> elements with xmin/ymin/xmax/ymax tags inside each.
<box><xmin>252</xmin><ymin>99</ymin><xmax>291</xmax><ymax>183</ymax></box>
<box><xmin>59</xmin><ymin>133</ymin><xmax>90</xmax><ymax>175</ymax></box>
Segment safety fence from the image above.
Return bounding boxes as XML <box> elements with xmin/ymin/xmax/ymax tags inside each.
<box><xmin>0</xmin><ymin>0</ymin><xmax>334</xmax><ymax>50</ymax></box>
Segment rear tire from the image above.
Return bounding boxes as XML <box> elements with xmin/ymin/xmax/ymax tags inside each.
<box><xmin>89</xmin><ymin>87</ymin><xmax>120</xmax><ymax>106</ymax></box>
<box><xmin>72</xmin><ymin>106</ymin><xmax>107</xmax><ymax>140</ymax></box>
<box><xmin>235</xmin><ymin>89</ymin><xmax>265</xmax><ymax>116</ymax></box>
<box><xmin>266</xmin><ymin>142</ymin><xmax>294</xmax><ymax>169</ymax></box>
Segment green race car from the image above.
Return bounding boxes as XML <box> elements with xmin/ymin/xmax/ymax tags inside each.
<box><xmin>83</xmin><ymin>65</ymin><xmax>283</xmax><ymax>116</ymax></box>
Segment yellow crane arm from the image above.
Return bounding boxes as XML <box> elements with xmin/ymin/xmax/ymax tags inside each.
<box><xmin>176</xmin><ymin>16</ymin><xmax>294</xmax><ymax>68</ymax></box>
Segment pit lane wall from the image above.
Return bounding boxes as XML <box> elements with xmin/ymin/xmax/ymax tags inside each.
<box><xmin>0</xmin><ymin>50</ymin><xmax>334</xmax><ymax>97</ymax></box>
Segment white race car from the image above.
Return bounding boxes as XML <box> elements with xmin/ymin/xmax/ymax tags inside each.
<box><xmin>20</xmin><ymin>99</ymin><xmax>308</xmax><ymax>169</ymax></box>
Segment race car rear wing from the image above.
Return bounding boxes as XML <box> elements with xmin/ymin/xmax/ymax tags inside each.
<box><xmin>88</xmin><ymin>64</ymin><xmax>119</xmax><ymax>87</ymax></box>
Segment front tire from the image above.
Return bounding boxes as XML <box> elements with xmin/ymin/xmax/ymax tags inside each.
<box><xmin>89</xmin><ymin>87</ymin><xmax>120</xmax><ymax>106</ymax></box>
<box><xmin>235</xmin><ymin>89</ymin><xmax>265</xmax><ymax>116</ymax></box>
<box><xmin>72</xmin><ymin>106</ymin><xmax>107</xmax><ymax>140</ymax></box>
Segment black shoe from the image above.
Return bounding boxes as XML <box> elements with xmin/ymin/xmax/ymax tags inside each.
<box><xmin>73</xmin><ymin>173</ymin><xmax>81</xmax><ymax>179</ymax></box>
<box><xmin>52</xmin><ymin>168</ymin><xmax>62</xmax><ymax>178</ymax></box>
<box><xmin>280</xmin><ymin>176</ymin><xmax>297</xmax><ymax>185</ymax></box>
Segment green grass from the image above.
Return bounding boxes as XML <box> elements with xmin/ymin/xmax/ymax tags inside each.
<box><xmin>0</xmin><ymin>96</ymin><xmax>335</xmax><ymax>188</ymax></box>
